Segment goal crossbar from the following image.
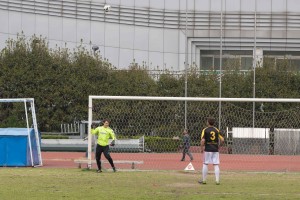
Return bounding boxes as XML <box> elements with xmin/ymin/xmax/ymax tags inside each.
<box><xmin>89</xmin><ymin>96</ymin><xmax>300</xmax><ymax>103</ymax></box>
<box><xmin>0</xmin><ymin>98</ymin><xmax>35</xmax><ymax>103</ymax></box>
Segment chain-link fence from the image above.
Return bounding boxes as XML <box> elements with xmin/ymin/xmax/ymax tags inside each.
<box><xmin>84</xmin><ymin>96</ymin><xmax>300</xmax><ymax>171</ymax></box>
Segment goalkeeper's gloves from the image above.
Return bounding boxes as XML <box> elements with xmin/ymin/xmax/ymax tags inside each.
<box><xmin>110</xmin><ymin>140</ymin><xmax>115</xmax><ymax>146</ymax></box>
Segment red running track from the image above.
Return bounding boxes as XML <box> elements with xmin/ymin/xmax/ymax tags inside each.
<box><xmin>41</xmin><ymin>152</ymin><xmax>300</xmax><ymax>172</ymax></box>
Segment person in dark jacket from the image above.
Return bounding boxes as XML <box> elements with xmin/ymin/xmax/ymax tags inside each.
<box><xmin>180</xmin><ymin>129</ymin><xmax>194</xmax><ymax>161</ymax></box>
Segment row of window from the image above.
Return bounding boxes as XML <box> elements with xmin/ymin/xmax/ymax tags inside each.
<box><xmin>200</xmin><ymin>51</ymin><xmax>300</xmax><ymax>71</ymax></box>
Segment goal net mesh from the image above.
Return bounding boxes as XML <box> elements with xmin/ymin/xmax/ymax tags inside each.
<box><xmin>89</xmin><ymin>97</ymin><xmax>300</xmax><ymax>171</ymax></box>
<box><xmin>0</xmin><ymin>100</ymin><xmax>33</xmax><ymax>128</ymax></box>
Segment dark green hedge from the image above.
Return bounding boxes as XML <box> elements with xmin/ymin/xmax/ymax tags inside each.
<box><xmin>1</xmin><ymin>34</ymin><xmax>300</xmax><ymax>134</ymax></box>
<box><xmin>144</xmin><ymin>137</ymin><xmax>181</xmax><ymax>153</ymax></box>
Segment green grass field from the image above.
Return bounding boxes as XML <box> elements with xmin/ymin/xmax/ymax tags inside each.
<box><xmin>0</xmin><ymin>168</ymin><xmax>299</xmax><ymax>200</ymax></box>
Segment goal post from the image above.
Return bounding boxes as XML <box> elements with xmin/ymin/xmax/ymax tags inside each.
<box><xmin>0</xmin><ymin>98</ymin><xmax>42</xmax><ymax>167</ymax></box>
<box><xmin>87</xmin><ymin>96</ymin><xmax>300</xmax><ymax>170</ymax></box>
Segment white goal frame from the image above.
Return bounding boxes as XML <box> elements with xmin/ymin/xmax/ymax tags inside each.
<box><xmin>87</xmin><ymin>95</ymin><xmax>300</xmax><ymax>169</ymax></box>
<box><xmin>0</xmin><ymin>98</ymin><xmax>43</xmax><ymax>166</ymax></box>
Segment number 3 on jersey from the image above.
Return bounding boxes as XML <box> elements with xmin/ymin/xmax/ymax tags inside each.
<box><xmin>210</xmin><ymin>131</ymin><xmax>216</xmax><ymax>141</ymax></box>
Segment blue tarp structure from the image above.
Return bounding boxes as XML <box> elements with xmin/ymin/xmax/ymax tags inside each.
<box><xmin>0</xmin><ymin>128</ymin><xmax>40</xmax><ymax>167</ymax></box>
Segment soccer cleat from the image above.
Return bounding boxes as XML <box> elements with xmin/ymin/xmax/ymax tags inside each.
<box><xmin>96</xmin><ymin>170</ymin><xmax>102</xmax><ymax>173</ymax></box>
<box><xmin>216</xmin><ymin>182</ymin><xmax>220</xmax><ymax>185</ymax></box>
<box><xmin>180</xmin><ymin>159</ymin><xmax>185</xmax><ymax>161</ymax></box>
<box><xmin>198</xmin><ymin>180</ymin><xmax>206</xmax><ymax>184</ymax></box>
<box><xmin>113</xmin><ymin>167</ymin><xmax>117</xmax><ymax>172</ymax></box>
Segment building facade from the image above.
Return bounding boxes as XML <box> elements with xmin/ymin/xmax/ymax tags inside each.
<box><xmin>0</xmin><ymin>0</ymin><xmax>300</xmax><ymax>71</ymax></box>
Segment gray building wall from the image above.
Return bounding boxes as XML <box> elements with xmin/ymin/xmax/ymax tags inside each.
<box><xmin>0</xmin><ymin>0</ymin><xmax>300</xmax><ymax>71</ymax></box>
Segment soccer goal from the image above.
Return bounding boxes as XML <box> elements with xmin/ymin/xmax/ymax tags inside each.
<box><xmin>0</xmin><ymin>98</ymin><xmax>42</xmax><ymax>167</ymax></box>
<box><xmin>87</xmin><ymin>96</ymin><xmax>300</xmax><ymax>171</ymax></box>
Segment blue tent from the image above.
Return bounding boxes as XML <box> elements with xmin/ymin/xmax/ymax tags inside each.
<box><xmin>0</xmin><ymin>128</ymin><xmax>41</xmax><ymax>167</ymax></box>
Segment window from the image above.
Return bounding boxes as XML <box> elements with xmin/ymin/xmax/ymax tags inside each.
<box><xmin>201</xmin><ymin>57</ymin><xmax>213</xmax><ymax>70</ymax></box>
<box><xmin>241</xmin><ymin>57</ymin><xmax>252</xmax><ymax>70</ymax></box>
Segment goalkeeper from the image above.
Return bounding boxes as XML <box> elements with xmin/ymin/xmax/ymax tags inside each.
<box><xmin>91</xmin><ymin>119</ymin><xmax>116</xmax><ymax>173</ymax></box>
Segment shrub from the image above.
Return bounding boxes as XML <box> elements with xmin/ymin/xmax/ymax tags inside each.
<box><xmin>144</xmin><ymin>136</ymin><xmax>181</xmax><ymax>153</ymax></box>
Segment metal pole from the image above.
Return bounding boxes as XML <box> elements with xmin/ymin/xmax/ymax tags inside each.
<box><xmin>184</xmin><ymin>0</ymin><xmax>188</xmax><ymax>129</ymax></box>
<box><xmin>31</xmin><ymin>99</ymin><xmax>43</xmax><ymax>166</ymax></box>
<box><xmin>87</xmin><ymin>97</ymin><xmax>93</xmax><ymax>169</ymax></box>
<box><xmin>24</xmin><ymin>100</ymin><xmax>34</xmax><ymax>166</ymax></box>
<box><xmin>253</xmin><ymin>0</ymin><xmax>257</xmax><ymax>129</ymax></box>
<box><xmin>218</xmin><ymin>0</ymin><xmax>223</xmax><ymax>130</ymax></box>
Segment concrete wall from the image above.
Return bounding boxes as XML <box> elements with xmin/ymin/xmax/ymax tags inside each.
<box><xmin>0</xmin><ymin>0</ymin><xmax>299</xmax><ymax>70</ymax></box>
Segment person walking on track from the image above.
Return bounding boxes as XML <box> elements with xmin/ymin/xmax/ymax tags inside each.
<box><xmin>180</xmin><ymin>129</ymin><xmax>194</xmax><ymax>161</ymax></box>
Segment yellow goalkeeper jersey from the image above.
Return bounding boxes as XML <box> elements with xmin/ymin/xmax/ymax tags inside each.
<box><xmin>91</xmin><ymin>126</ymin><xmax>116</xmax><ymax>146</ymax></box>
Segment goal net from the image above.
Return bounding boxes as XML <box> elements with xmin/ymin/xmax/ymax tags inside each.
<box><xmin>87</xmin><ymin>96</ymin><xmax>300</xmax><ymax>171</ymax></box>
<box><xmin>0</xmin><ymin>98</ymin><xmax>42</xmax><ymax>167</ymax></box>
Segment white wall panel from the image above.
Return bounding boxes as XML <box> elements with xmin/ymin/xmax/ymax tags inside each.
<box><xmin>49</xmin><ymin>16</ymin><xmax>62</xmax><ymax>41</ymax></box>
<box><xmin>195</xmin><ymin>0</ymin><xmax>210</xmax><ymax>11</ymax></box>
<box><xmin>9</xmin><ymin>11</ymin><xmax>22</xmax><ymax>34</ymax></box>
<box><xmin>21</xmin><ymin>13</ymin><xmax>35</xmax><ymax>36</ymax></box>
<box><xmin>119</xmin><ymin>49</ymin><xmax>133</xmax><ymax>68</ymax></box>
<box><xmin>35</xmin><ymin>14</ymin><xmax>48</xmax><ymax>38</ymax></box>
<box><xmin>225</xmin><ymin>0</ymin><xmax>240</xmax><ymax>12</ymax></box>
<box><xmin>77</xmin><ymin>19</ymin><xmax>91</xmax><ymax>44</ymax></box>
<box><xmin>187</xmin><ymin>0</ymin><xmax>195</xmax><ymax>11</ymax></box>
<box><xmin>241</xmin><ymin>0</ymin><xmax>255</xmax><ymax>12</ymax></box>
<box><xmin>0</xmin><ymin>33</ymin><xmax>8</xmax><ymax>50</ymax></box>
<box><xmin>104</xmin><ymin>46</ymin><xmax>119</xmax><ymax>67</ymax></box>
<box><xmin>149</xmin><ymin>28</ymin><xmax>163</xmax><ymax>52</ymax></box>
<box><xmin>150</xmin><ymin>0</ymin><xmax>165</xmax><ymax>9</ymax></box>
<box><xmin>63</xmin><ymin>18</ymin><xmax>76</xmax><ymax>43</ymax></box>
<box><xmin>179</xmin><ymin>30</ymin><xmax>186</xmax><ymax>54</ymax></box>
<box><xmin>272</xmin><ymin>0</ymin><xmax>286</xmax><ymax>12</ymax></box>
<box><xmin>178</xmin><ymin>53</ymin><xmax>185</xmax><ymax>70</ymax></box>
<box><xmin>164</xmin><ymin>53</ymin><xmax>179</xmax><ymax>70</ymax></box>
<box><xmin>105</xmin><ymin>23</ymin><xmax>119</xmax><ymax>48</ymax></box>
<box><xmin>287</xmin><ymin>0</ymin><xmax>300</xmax><ymax>12</ymax></box>
<box><xmin>91</xmin><ymin>21</ymin><xmax>105</xmax><ymax>46</ymax></box>
<box><xmin>257</xmin><ymin>0</ymin><xmax>272</xmax><ymax>12</ymax></box>
<box><xmin>120</xmin><ymin>0</ymin><xmax>134</xmax><ymax>7</ymax></box>
<box><xmin>98</xmin><ymin>45</ymin><xmax>105</xmax><ymax>58</ymax></box>
<box><xmin>149</xmin><ymin>51</ymin><xmax>163</xmax><ymax>69</ymax></box>
<box><xmin>164</xmin><ymin>29</ymin><xmax>179</xmax><ymax>53</ymax></box>
<box><xmin>134</xmin><ymin>50</ymin><xmax>149</xmax><ymax>67</ymax></box>
<box><xmin>179</xmin><ymin>0</ymin><xmax>187</xmax><ymax>11</ymax></box>
<box><xmin>135</xmin><ymin>0</ymin><xmax>149</xmax><ymax>8</ymax></box>
<box><xmin>165</xmin><ymin>0</ymin><xmax>179</xmax><ymax>10</ymax></box>
<box><xmin>106</xmin><ymin>0</ymin><xmax>120</xmax><ymax>6</ymax></box>
<box><xmin>0</xmin><ymin>10</ymin><xmax>9</xmax><ymax>33</ymax></box>
<box><xmin>134</xmin><ymin>26</ymin><xmax>149</xmax><ymax>51</ymax></box>
<box><xmin>210</xmin><ymin>0</ymin><xmax>222</xmax><ymax>12</ymax></box>
<box><xmin>120</xmin><ymin>24</ymin><xmax>134</xmax><ymax>49</ymax></box>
